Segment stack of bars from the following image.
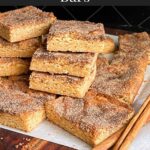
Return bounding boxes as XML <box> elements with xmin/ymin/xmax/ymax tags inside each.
<box><xmin>0</xmin><ymin>6</ymin><xmax>56</xmax><ymax>76</ymax></box>
<box><xmin>0</xmin><ymin>6</ymin><xmax>57</xmax><ymax>131</ymax></box>
<box><xmin>1</xmin><ymin>5</ymin><xmax>150</xmax><ymax>148</ymax></box>
<box><xmin>30</xmin><ymin>20</ymin><xmax>115</xmax><ymax>98</ymax></box>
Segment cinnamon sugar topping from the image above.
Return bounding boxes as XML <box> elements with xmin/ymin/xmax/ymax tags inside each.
<box><xmin>0</xmin><ymin>89</ymin><xmax>43</xmax><ymax>114</ymax></box>
<box><xmin>119</xmin><ymin>32</ymin><xmax>150</xmax><ymax>53</ymax></box>
<box><xmin>0</xmin><ymin>76</ymin><xmax>55</xmax><ymax>114</ymax></box>
<box><xmin>0</xmin><ymin>6</ymin><xmax>55</xmax><ymax>28</ymax></box>
<box><xmin>50</xmin><ymin>96</ymin><xmax>133</xmax><ymax>133</ymax></box>
<box><xmin>49</xmin><ymin>20</ymin><xmax>105</xmax><ymax>40</ymax></box>
<box><xmin>33</xmin><ymin>47</ymin><xmax>97</xmax><ymax>64</ymax></box>
<box><xmin>90</xmin><ymin>32</ymin><xmax>150</xmax><ymax>102</ymax></box>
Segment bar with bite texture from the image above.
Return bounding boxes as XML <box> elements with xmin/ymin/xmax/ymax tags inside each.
<box><xmin>0</xmin><ymin>58</ymin><xmax>30</xmax><ymax>76</ymax></box>
<box><xmin>47</xmin><ymin>20</ymin><xmax>115</xmax><ymax>53</ymax></box>
<box><xmin>30</xmin><ymin>47</ymin><xmax>98</xmax><ymax>77</ymax></box>
<box><xmin>0</xmin><ymin>6</ymin><xmax>56</xmax><ymax>42</ymax></box>
<box><xmin>29</xmin><ymin>65</ymin><xmax>96</xmax><ymax>98</ymax></box>
<box><xmin>0</xmin><ymin>37</ymin><xmax>41</xmax><ymax>57</ymax></box>
<box><xmin>46</xmin><ymin>94</ymin><xmax>134</xmax><ymax>146</ymax></box>
<box><xmin>0</xmin><ymin>75</ymin><xmax>55</xmax><ymax>131</ymax></box>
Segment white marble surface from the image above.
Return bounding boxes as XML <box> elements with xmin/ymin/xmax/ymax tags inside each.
<box><xmin>1</xmin><ymin>35</ymin><xmax>150</xmax><ymax>150</ymax></box>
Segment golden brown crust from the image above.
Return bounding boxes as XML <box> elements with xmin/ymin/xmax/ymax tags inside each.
<box><xmin>119</xmin><ymin>32</ymin><xmax>150</xmax><ymax>53</ymax></box>
<box><xmin>30</xmin><ymin>47</ymin><xmax>98</xmax><ymax>77</ymax></box>
<box><xmin>0</xmin><ymin>57</ymin><xmax>29</xmax><ymax>63</ymax></box>
<box><xmin>0</xmin><ymin>75</ymin><xmax>29</xmax><ymax>92</ymax></box>
<box><xmin>0</xmin><ymin>75</ymin><xmax>55</xmax><ymax>131</ymax></box>
<box><xmin>49</xmin><ymin>20</ymin><xmax>105</xmax><ymax>38</ymax></box>
<box><xmin>0</xmin><ymin>89</ymin><xmax>44</xmax><ymax>114</ymax></box>
<box><xmin>0</xmin><ymin>37</ymin><xmax>41</xmax><ymax>57</ymax></box>
<box><xmin>0</xmin><ymin>75</ymin><xmax>56</xmax><ymax>102</ymax></box>
<box><xmin>29</xmin><ymin>65</ymin><xmax>96</xmax><ymax>98</ymax></box>
<box><xmin>47</xmin><ymin>20</ymin><xmax>113</xmax><ymax>53</ymax></box>
<box><xmin>45</xmin><ymin>57</ymin><xmax>135</xmax><ymax>145</ymax></box>
<box><xmin>0</xmin><ymin>6</ymin><xmax>56</xmax><ymax>42</ymax></box>
<box><xmin>0</xmin><ymin>58</ymin><xmax>30</xmax><ymax>76</ymax></box>
<box><xmin>46</xmin><ymin>95</ymin><xmax>134</xmax><ymax>146</ymax></box>
<box><xmin>88</xmin><ymin>32</ymin><xmax>149</xmax><ymax>104</ymax></box>
<box><xmin>90</xmin><ymin>53</ymin><xmax>147</xmax><ymax>104</ymax></box>
<box><xmin>0</xmin><ymin>6</ymin><xmax>55</xmax><ymax>29</ymax></box>
<box><xmin>0</xmin><ymin>109</ymin><xmax>45</xmax><ymax>132</ymax></box>
<box><xmin>119</xmin><ymin>32</ymin><xmax>150</xmax><ymax>64</ymax></box>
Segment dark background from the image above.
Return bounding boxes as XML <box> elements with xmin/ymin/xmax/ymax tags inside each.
<box><xmin>1</xmin><ymin>6</ymin><xmax>150</xmax><ymax>32</ymax></box>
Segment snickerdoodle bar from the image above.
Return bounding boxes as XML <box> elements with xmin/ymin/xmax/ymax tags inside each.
<box><xmin>0</xmin><ymin>75</ymin><xmax>55</xmax><ymax>131</ymax></box>
<box><xmin>0</xmin><ymin>37</ymin><xmax>40</xmax><ymax>57</ymax></box>
<box><xmin>46</xmin><ymin>94</ymin><xmax>134</xmax><ymax>146</ymax></box>
<box><xmin>0</xmin><ymin>6</ymin><xmax>56</xmax><ymax>42</ymax></box>
<box><xmin>29</xmin><ymin>65</ymin><xmax>96</xmax><ymax>98</ymax></box>
<box><xmin>47</xmin><ymin>20</ymin><xmax>115</xmax><ymax>53</ymax></box>
<box><xmin>0</xmin><ymin>58</ymin><xmax>30</xmax><ymax>76</ymax></box>
<box><xmin>30</xmin><ymin>47</ymin><xmax>97</xmax><ymax>77</ymax></box>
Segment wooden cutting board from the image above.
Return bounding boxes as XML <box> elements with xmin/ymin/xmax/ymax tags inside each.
<box><xmin>0</xmin><ymin>128</ymin><xmax>75</xmax><ymax>150</ymax></box>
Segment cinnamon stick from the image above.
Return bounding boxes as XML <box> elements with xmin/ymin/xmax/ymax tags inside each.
<box><xmin>92</xmin><ymin>128</ymin><xmax>125</xmax><ymax>150</ymax></box>
<box><xmin>113</xmin><ymin>96</ymin><xmax>150</xmax><ymax>150</ymax></box>
<box><xmin>119</xmin><ymin>101</ymin><xmax>150</xmax><ymax>150</ymax></box>
<box><xmin>92</xmin><ymin>96</ymin><xmax>150</xmax><ymax>150</ymax></box>
<box><xmin>146</xmin><ymin>115</ymin><xmax>150</xmax><ymax>124</ymax></box>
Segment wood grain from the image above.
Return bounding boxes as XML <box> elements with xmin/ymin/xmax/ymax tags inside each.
<box><xmin>0</xmin><ymin>128</ymin><xmax>75</xmax><ymax>150</ymax></box>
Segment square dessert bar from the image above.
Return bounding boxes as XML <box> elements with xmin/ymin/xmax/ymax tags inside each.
<box><xmin>90</xmin><ymin>54</ymin><xmax>148</xmax><ymax>104</ymax></box>
<box><xmin>119</xmin><ymin>32</ymin><xmax>150</xmax><ymax>53</ymax></box>
<box><xmin>30</xmin><ymin>47</ymin><xmax>98</xmax><ymax>77</ymax></box>
<box><xmin>0</xmin><ymin>6</ymin><xmax>56</xmax><ymax>42</ymax></box>
<box><xmin>119</xmin><ymin>32</ymin><xmax>150</xmax><ymax>64</ymax></box>
<box><xmin>0</xmin><ymin>37</ymin><xmax>40</xmax><ymax>57</ymax></box>
<box><xmin>29</xmin><ymin>65</ymin><xmax>96</xmax><ymax>98</ymax></box>
<box><xmin>47</xmin><ymin>20</ymin><xmax>114</xmax><ymax>53</ymax></box>
<box><xmin>0</xmin><ymin>75</ymin><xmax>55</xmax><ymax>131</ymax></box>
<box><xmin>46</xmin><ymin>95</ymin><xmax>134</xmax><ymax>146</ymax></box>
<box><xmin>0</xmin><ymin>75</ymin><xmax>55</xmax><ymax>100</ymax></box>
<box><xmin>0</xmin><ymin>89</ymin><xmax>45</xmax><ymax>132</ymax></box>
<box><xmin>0</xmin><ymin>58</ymin><xmax>30</xmax><ymax>76</ymax></box>
<box><xmin>89</xmin><ymin>33</ymin><xmax>149</xmax><ymax>104</ymax></box>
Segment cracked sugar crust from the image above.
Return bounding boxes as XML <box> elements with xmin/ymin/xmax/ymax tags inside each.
<box><xmin>90</xmin><ymin>54</ymin><xmax>147</xmax><ymax>102</ymax></box>
<box><xmin>119</xmin><ymin>32</ymin><xmax>150</xmax><ymax>53</ymax></box>
<box><xmin>0</xmin><ymin>6</ymin><xmax>56</xmax><ymax>29</ymax></box>
<box><xmin>33</xmin><ymin>47</ymin><xmax>97</xmax><ymax>65</ymax></box>
<box><xmin>90</xmin><ymin>32</ymin><xmax>149</xmax><ymax>102</ymax></box>
<box><xmin>48</xmin><ymin>20</ymin><xmax>105</xmax><ymax>40</ymax></box>
<box><xmin>48</xmin><ymin>95</ymin><xmax>133</xmax><ymax>134</ymax></box>
<box><xmin>90</xmin><ymin>58</ymin><xmax>138</xmax><ymax>100</ymax></box>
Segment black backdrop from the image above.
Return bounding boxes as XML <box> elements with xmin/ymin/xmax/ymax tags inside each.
<box><xmin>0</xmin><ymin>6</ymin><xmax>150</xmax><ymax>32</ymax></box>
